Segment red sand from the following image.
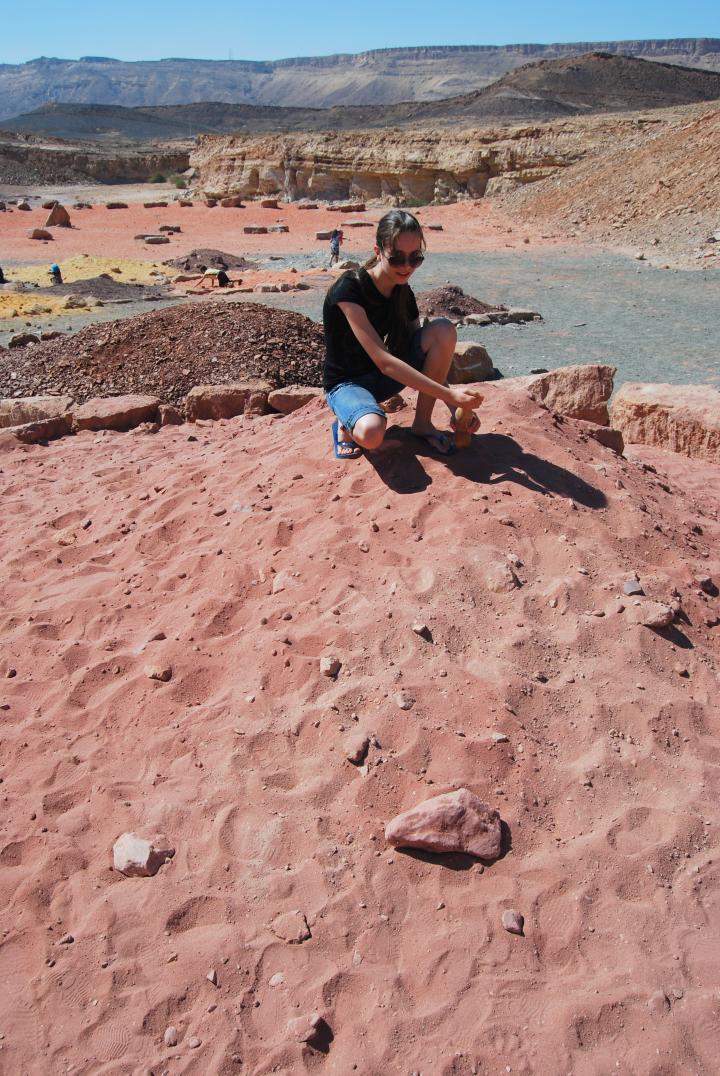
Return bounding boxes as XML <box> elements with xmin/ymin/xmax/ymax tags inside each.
<box><xmin>1</xmin><ymin>384</ymin><xmax>719</xmax><ymax>1073</ymax></box>
<box><xmin>0</xmin><ymin>198</ymin><xmax>566</xmax><ymax>265</ymax></box>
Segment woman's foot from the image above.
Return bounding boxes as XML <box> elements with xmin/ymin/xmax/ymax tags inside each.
<box><xmin>332</xmin><ymin>420</ymin><xmax>362</xmax><ymax>459</ymax></box>
<box><xmin>410</xmin><ymin>424</ymin><xmax>457</xmax><ymax>455</ymax></box>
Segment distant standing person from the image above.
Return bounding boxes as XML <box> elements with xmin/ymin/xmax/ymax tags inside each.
<box><xmin>49</xmin><ymin>263</ymin><xmax>63</xmax><ymax>285</ymax></box>
<box><xmin>328</xmin><ymin>229</ymin><xmax>343</xmax><ymax>268</ymax></box>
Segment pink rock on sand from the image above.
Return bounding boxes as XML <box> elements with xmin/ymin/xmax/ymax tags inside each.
<box><xmin>385</xmin><ymin>788</ymin><xmax>502</xmax><ymax>859</ymax></box>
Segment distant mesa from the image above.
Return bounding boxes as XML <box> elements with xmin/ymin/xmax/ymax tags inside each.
<box><xmin>1</xmin><ymin>46</ymin><xmax>720</xmax><ymax>139</ymax></box>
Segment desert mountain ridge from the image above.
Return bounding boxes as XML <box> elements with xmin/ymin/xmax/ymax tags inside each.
<box><xmin>3</xmin><ymin>52</ymin><xmax>720</xmax><ymax>142</ymax></box>
<box><xmin>1</xmin><ymin>37</ymin><xmax>719</xmax><ymax>119</ymax></box>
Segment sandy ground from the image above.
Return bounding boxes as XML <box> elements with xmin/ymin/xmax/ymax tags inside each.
<box><xmin>1</xmin><ymin>383</ymin><xmax>719</xmax><ymax>1074</ymax></box>
<box><xmin>0</xmin><ymin>196</ymin><xmax>567</xmax><ymax>269</ymax></box>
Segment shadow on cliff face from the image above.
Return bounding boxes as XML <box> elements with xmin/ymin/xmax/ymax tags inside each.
<box><xmin>366</xmin><ymin>428</ymin><xmax>607</xmax><ymax>508</ymax></box>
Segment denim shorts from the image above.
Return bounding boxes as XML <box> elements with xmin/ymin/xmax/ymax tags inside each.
<box><xmin>325</xmin><ymin>328</ymin><xmax>426</xmax><ymax>433</ymax></box>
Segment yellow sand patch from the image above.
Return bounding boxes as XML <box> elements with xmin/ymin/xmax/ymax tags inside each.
<box><xmin>0</xmin><ymin>293</ymin><xmax>70</xmax><ymax>318</ymax></box>
<box><xmin>6</xmin><ymin>255</ymin><xmax>178</xmax><ymax>287</ymax></box>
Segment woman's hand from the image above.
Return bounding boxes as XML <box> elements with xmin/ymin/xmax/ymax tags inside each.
<box><xmin>447</xmin><ymin>386</ymin><xmax>484</xmax><ymax>412</ymax></box>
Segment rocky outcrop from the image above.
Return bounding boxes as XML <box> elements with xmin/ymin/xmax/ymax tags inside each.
<box><xmin>191</xmin><ymin>128</ymin><xmax>580</xmax><ymax>204</ymax></box>
<box><xmin>0</xmin><ymin>133</ymin><xmax>189</xmax><ymax>186</ymax></box>
<box><xmin>185</xmin><ymin>382</ymin><xmax>272</xmax><ymax>421</ymax></box>
<box><xmin>73</xmin><ymin>394</ymin><xmax>159</xmax><ymax>432</ymax></box>
<box><xmin>0</xmin><ymin>395</ymin><xmax>73</xmax><ymax>429</ymax></box>
<box><xmin>528</xmin><ymin>364</ymin><xmax>616</xmax><ymax>425</ymax></box>
<box><xmin>611</xmin><ymin>382</ymin><xmax>720</xmax><ymax>463</ymax></box>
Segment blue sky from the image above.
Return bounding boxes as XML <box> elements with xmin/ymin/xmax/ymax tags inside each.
<box><xmin>2</xmin><ymin>0</ymin><xmax>719</xmax><ymax>64</ymax></box>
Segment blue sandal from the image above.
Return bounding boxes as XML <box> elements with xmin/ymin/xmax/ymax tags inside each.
<box><xmin>332</xmin><ymin>420</ymin><xmax>362</xmax><ymax>460</ymax></box>
<box><xmin>411</xmin><ymin>429</ymin><xmax>458</xmax><ymax>456</ymax></box>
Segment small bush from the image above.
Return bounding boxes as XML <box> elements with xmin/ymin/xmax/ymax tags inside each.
<box><xmin>148</xmin><ymin>171</ymin><xmax>166</xmax><ymax>183</ymax></box>
<box><xmin>169</xmin><ymin>175</ymin><xmax>188</xmax><ymax>189</ymax></box>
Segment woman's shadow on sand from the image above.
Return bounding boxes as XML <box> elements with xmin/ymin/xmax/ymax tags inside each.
<box><xmin>366</xmin><ymin>427</ymin><xmax>607</xmax><ymax>508</ymax></box>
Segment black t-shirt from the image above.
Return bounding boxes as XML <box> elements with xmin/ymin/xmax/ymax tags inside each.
<box><xmin>322</xmin><ymin>268</ymin><xmax>419</xmax><ymax>392</ymax></box>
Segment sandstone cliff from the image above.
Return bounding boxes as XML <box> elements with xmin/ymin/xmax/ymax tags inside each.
<box><xmin>190</xmin><ymin>126</ymin><xmax>583</xmax><ymax>203</ymax></box>
<box><xmin>0</xmin><ymin>133</ymin><xmax>189</xmax><ymax>185</ymax></box>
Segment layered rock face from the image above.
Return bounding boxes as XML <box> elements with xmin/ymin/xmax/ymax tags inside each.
<box><xmin>191</xmin><ymin>128</ymin><xmax>574</xmax><ymax>203</ymax></box>
<box><xmin>612</xmin><ymin>383</ymin><xmax>720</xmax><ymax>463</ymax></box>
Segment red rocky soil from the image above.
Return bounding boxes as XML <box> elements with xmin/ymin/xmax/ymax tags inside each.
<box><xmin>0</xmin><ymin>302</ymin><xmax>325</xmax><ymax>406</ymax></box>
<box><xmin>0</xmin><ymin>384</ymin><xmax>718</xmax><ymax>1073</ymax></box>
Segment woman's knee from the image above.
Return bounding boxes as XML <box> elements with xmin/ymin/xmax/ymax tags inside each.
<box><xmin>424</xmin><ymin>317</ymin><xmax>457</xmax><ymax>352</ymax></box>
<box><xmin>352</xmin><ymin>413</ymin><xmax>386</xmax><ymax>450</ymax></box>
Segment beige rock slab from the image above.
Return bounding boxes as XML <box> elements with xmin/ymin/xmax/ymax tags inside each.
<box><xmin>267</xmin><ymin>385</ymin><xmax>322</xmax><ymax>414</ymax></box>
<box><xmin>185</xmin><ymin>382</ymin><xmax>272</xmax><ymax>421</ymax></box>
<box><xmin>611</xmin><ymin>382</ymin><xmax>720</xmax><ymax>464</ymax></box>
<box><xmin>0</xmin><ymin>395</ymin><xmax>73</xmax><ymax>429</ymax></box>
<box><xmin>528</xmin><ymin>364</ymin><xmax>616</xmax><ymax>426</ymax></box>
<box><xmin>73</xmin><ymin>394</ymin><xmax>160</xmax><ymax>432</ymax></box>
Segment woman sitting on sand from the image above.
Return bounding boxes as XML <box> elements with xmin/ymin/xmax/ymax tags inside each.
<box><xmin>323</xmin><ymin>209</ymin><xmax>483</xmax><ymax>459</ymax></box>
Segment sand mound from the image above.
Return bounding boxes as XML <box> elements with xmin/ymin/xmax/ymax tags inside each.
<box><xmin>417</xmin><ymin>284</ymin><xmax>505</xmax><ymax>320</ymax></box>
<box><xmin>0</xmin><ymin>301</ymin><xmax>325</xmax><ymax>405</ymax></box>
<box><xmin>164</xmin><ymin>248</ymin><xmax>258</xmax><ymax>272</ymax></box>
<box><xmin>0</xmin><ymin>383</ymin><xmax>718</xmax><ymax>1072</ymax></box>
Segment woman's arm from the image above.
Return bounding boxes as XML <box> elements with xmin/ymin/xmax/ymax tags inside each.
<box><xmin>339</xmin><ymin>301</ymin><xmax>482</xmax><ymax>410</ymax></box>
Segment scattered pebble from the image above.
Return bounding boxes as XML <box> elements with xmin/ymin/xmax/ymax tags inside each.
<box><xmin>145</xmin><ymin>664</ymin><xmax>172</xmax><ymax>682</ymax></box>
<box><xmin>411</xmin><ymin>622</ymin><xmax>432</xmax><ymax>641</ymax></box>
<box><xmin>320</xmin><ymin>655</ymin><xmax>341</xmax><ymax>678</ymax></box>
<box><xmin>164</xmin><ymin>1026</ymin><xmax>178</xmax><ymax>1047</ymax></box>
<box><xmin>502</xmin><ymin>910</ymin><xmax>524</xmax><ymax>935</ymax></box>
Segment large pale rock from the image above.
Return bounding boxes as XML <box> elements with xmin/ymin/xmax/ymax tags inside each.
<box><xmin>450</xmin><ymin>341</ymin><xmax>494</xmax><ymax>384</ymax></box>
<box><xmin>73</xmin><ymin>394</ymin><xmax>159</xmax><ymax>432</ymax></box>
<box><xmin>44</xmin><ymin>203</ymin><xmax>71</xmax><ymax>228</ymax></box>
<box><xmin>113</xmin><ymin>832</ymin><xmax>175</xmax><ymax>877</ymax></box>
<box><xmin>6</xmin><ymin>415</ymin><xmax>73</xmax><ymax>444</ymax></box>
<box><xmin>0</xmin><ymin>395</ymin><xmax>73</xmax><ymax>429</ymax></box>
<box><xmin>574</xmin><ymin>418</ymin><xmax>624</xmax><ymax>454</ymax></box>
<box><xmin>528</xmin><ymin>364</ymin><xmax>616</xmax><ymax>426</ymax></box>
<box><xmin>385</xmin><ymin>788</ymin><xmax>502</xmax><ymax>859</ymax></box>
<box><xmin>611</xmin><ymin>383</ymin><xmax>720</xmax><ymax>464</ymax></box>
<box><xmin>185</xmin><ymin>382</ymin><xmax>272</xmax><ymax>421</ymax></box>
<box><xmin>267</xmin><ymin>385</ymin><xmax>322</xmax><ymax>414</ymax></box>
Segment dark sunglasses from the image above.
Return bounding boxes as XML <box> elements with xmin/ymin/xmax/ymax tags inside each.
<box><xmin>383</xmin><ymin>249</ymin><xmax>425</xmax><ymax>268</ymax></box>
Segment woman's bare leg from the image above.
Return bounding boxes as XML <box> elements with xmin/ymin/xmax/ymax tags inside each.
<box><xmin>411</xmin><ymin>317</ymin><xmax>457</xmax><ymax>438</ymax></box>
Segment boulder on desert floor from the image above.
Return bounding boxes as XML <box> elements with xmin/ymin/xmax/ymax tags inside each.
<box><xmin>73</xmin><ymin>394</ymin><xmax>159</xmax><ymax>432</ymax></box>
<box><xmin>267</xmin><ymin>385</ymin><xmax>322</xmax><ymax>414</ymax></box>
<box><xmin>611</xmin><ymin>383</ymin><xmax>720</xmax><ymax>464</ymax></box>
<box><xmin>44</xmin><ymin>203</ymin><xmax>71</xmax><ymax>228</ymax></box>
<box><xmin>385</xmin><ymin>788</ymin><xmax>503</xmax><ymax>859</ymax></box>
<box><xmin>1</xmin><ymin>414</ymin><xmax>74</xmax><ymax>445</ymax></box>
<box><xmin>528</xmin><ymin>363</ymin><xmax>616</xmax><ymax>426</ymax></box>
<box><xmin>185</xmin><ymin>382</ymin><xmax>272</xmax><ymax>421</ymax></box>
<box><xmin>0</xmin><ymin>395</ymin><xmax>73</xmax><ymax>430</ymax></box>
<box><xmin>450</xmin><ymin>341</ymin><xmax>494</xmax><ymax>383</ymax></box>
<box><xmin>28</xmin><ymin>228</ymin><xmax>52</xmax><ymax>241</ymax></box>
<box><xmin>113</xmin><ymin>832</ymin><xmax>175</xmax><ymax>877</ymax></box>
<box><xmin>574</xmin><ymin>418</ymin><xmax>625</xmax><ymax>454</ymax></box>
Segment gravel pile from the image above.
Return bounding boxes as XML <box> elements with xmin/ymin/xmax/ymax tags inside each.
<box><xmin>31</xmin><ymin>275</ymin><xmax>173</xmax><ymax>302</ymax></box>
<box><xmin>416</xmin><ymin>285</ymin><xmax>505</xmax><ymax>320</ymax></box>
<box><xmin>0</xmin><ymin>301</ymin><xmax>325</xmax><ymax>406</ymax></box>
